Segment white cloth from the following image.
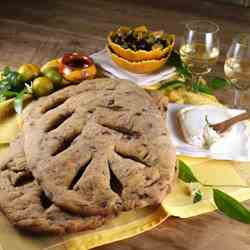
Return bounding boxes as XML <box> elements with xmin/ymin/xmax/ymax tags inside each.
<box><xmin>91</xmin><ymin>49</ymin><xmax>176</xmax><ymax>87</ymax></box>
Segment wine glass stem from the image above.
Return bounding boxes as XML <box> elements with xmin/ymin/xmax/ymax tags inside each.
<box><xmin>234</xmin><ymin>88</ymin><xmax>240</xmax><ymax>108</ymax></box>
<box><xmin>191</xmin><ymin>73</ymin><xmax>201</xmax><ymax>90</ymax></box>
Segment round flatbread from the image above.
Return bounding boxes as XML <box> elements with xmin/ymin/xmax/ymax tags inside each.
<box><xmin>23</xmin><ymin>78</ymin><xmax>176</xmax><ymax>216</ymax></box>
<box><xmin>0</xmin><ymin>137</ymin><xmax>105</xmax><ymax>234</ymax></box>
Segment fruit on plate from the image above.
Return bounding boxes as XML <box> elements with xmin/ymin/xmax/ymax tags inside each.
<box><xmin>0</xmin><ymin>52</ymin><xmax>97</xmax><ymax>115</ymax></box>
<box><xmin>41</xmin><ymin>59</ymin><xmax>61</xmax><ymax>73</ymax></box>
<box><xmin>107</xmin><ymin>26</ymin><xmax>175</xmax><ymax>62</ymax></box>
<box><xmin>59</xmin><ymin>52</ymin><xmax>97</xmax><ymax>82</ymax></box>
<box><xmin>107</xmin><ymin>46</ymin><xmax>167</xmax><ymax>74</ymax></box>
<box><xmin>18</xmin><ymin>64</ymin><xmax>40</xmax><ymax>81</ymax></box>
<box><xmin>32</xmin><ymin>76</ymin><xmax>54</xmax><ymax>97</ymax></box>
<box><xmin>42</xmin><ymin>67</ymin><xmax>63</xmax><ymax>88</ymax></box>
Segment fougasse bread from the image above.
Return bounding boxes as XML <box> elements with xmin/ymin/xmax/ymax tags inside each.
<box><xmin>0</xmin><ymin>78</ymin><xmax>177</xmax><ymax>235</ymax></box>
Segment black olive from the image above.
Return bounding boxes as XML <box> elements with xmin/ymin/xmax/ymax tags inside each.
<box><xmin>128</xmin><ymin>43</ymin><xmax>134</xmax><ymax>50</ymax></box>
<box><xmin>113</xmin><ymin>35</ymin><xmax>123</xmax><ymax>45</ymax></box>
<box><xmin>136</xmin><ymin>40</ymin><xmax>148</xmax><ymax>50</ymax></box>
<box><xmin>125</xmin><ymin>33</ymin><xmax>135</xmax><ymax>44</ymax></box>
<box><xmin>159</xmin><ymin>39</ymin><xmax>167</xmax><ymax>47</ymax></box>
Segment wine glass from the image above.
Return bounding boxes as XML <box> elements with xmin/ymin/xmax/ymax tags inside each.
<box><xmin>224</xmin><ymin>33</ymin><xmax>250</xmax><ymax>110</ymax></box>
<box><xmin>180</xmin><ymin>20</ymin><xmax>220</xmax><ymax>85</ymax></box>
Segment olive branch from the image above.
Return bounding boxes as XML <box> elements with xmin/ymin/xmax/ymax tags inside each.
<box><xmin>159</xmin><ymin>50</ymin><xmax>231</xmax><ymax>94</ymax></box>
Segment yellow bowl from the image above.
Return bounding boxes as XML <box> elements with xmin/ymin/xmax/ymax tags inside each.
<box><xmin>107</xmin><ymin>32</ymin><xmax>175</xmax><ymax>62</ymax></box>
<box><xmin>108</xmin><ymin>47</ymin><xmax>169</xmax><ymax>74</ymax></box>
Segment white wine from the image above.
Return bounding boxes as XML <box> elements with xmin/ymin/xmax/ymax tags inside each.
<box><xmin>224</xmin><ymin>57</ymin><xmax>250</xmax><ymax>90</ymax></box>
<box><xmin>180</xmin><ymin>43</ymin><xmax>219</xmax><ymax>74</ymax></box>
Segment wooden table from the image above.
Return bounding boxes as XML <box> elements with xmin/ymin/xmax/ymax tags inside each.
<box><xmin>0</xmin><ymin>0</ymin><xmax>250</xmax><ymax>249</ymax></box>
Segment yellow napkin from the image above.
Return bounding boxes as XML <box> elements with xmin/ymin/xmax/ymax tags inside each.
<box><xmin>0</xmin><ymin>102</ymin><xmax>250</xmax><ymax>250</ymax></box>
<box><xmin>163</xmin><ymin>156</ymin><xmax>250</xmax><ymax>218</ymax></box>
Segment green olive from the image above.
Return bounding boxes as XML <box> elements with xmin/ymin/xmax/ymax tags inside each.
<box><xmin>18</xmin><ymin>64</ymin><xmax>40</xmax><ymax>81</ymax></box>
<box><xmin>42</xmin><ymin>67</ymin><xmax>62</xmax><ymax>87</ymax></box>
<box><xmin>32</xmin><ymin>76</ymin><xmax>54</xmax><ymax>97</ymax></box>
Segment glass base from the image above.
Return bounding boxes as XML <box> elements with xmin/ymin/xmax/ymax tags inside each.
<box><xmin>233</xmin><ymin>88</ymin><xmax>250</xmax><ymax>111</ymax></box>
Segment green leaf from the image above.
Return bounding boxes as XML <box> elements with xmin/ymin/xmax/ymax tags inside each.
<box><xmin>2</xmin><ymin>66</ymin><xmax>24</xmax><ymax>91</ymax></box>
<box><xmin>191</xmin><ymin>82</ymin><xmax>213</xmax><ymax>95</ymax></box>
<box><xmin>167</xmin><ymin>50</ymin><xmax>191</xmax><ymax>78</ymax></box>
<box><xmin>14</xmin><ymin>90</ymin><xmax>25</xmax><ymax>114</ymax></box>
<box><xmin>198</xmin><ymin>84</ymin><xmax>213</xmax><ymax>95</ymax></box>
<box><xmin>193</xmin><ymin>190</ymin><xmax>203</xmax><ymax>203</ymax></box>
<box><xmin>178</xmin><ymin>160</ymin><xmax>199</xmax><ymax>183</ymax></box>
<box><xmin>2</xmin><ymin>90</ymin><xmax>18</xmax><ymax>98</ymax></box>
<box><xmin>0</xmin><ymin>94</ymin><xmax>6</xmax><ymax>102</ymax></box>
<box><xmin>210</xmin><ymin>77</ymin><xmax>231</xmax><ymax>90</ymax></box>
<box><xmin>213</xmin><ymin>189</ymin><xmax>250</xmax><ymax>224</ymax></box>
<box><xmin>159</xmin><ymin>80</ymin><xmax>185</xmax><ymax>91</ymax></box>
<box><xmin>0</xmin><ymin>81</ymin><xmax>11</xmax><ymax>94</ymax></box>
<box><xmin>167</xmin><ymin>50</ymin><xmax>183</xmax><ymax>68</ymax></box>
<box><xmin>3</xmin><ymin>66</ymin><xmax>11</xmax><ymax>76</ymax></box>
<box><xmin>0</xmin><ymin>67</ymin><xmax>27</xmax><ymax>108</ymax></box>
<box><xmin>176</xmin><ymin>65</ymin><xmax>192</xmax><ymax>78</ymax></box>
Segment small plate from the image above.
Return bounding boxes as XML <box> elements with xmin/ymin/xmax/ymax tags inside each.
<box><xmin>167</xmin><ymin>103</ymin><xmax>250</xmax><ymax>162</ymax></box>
